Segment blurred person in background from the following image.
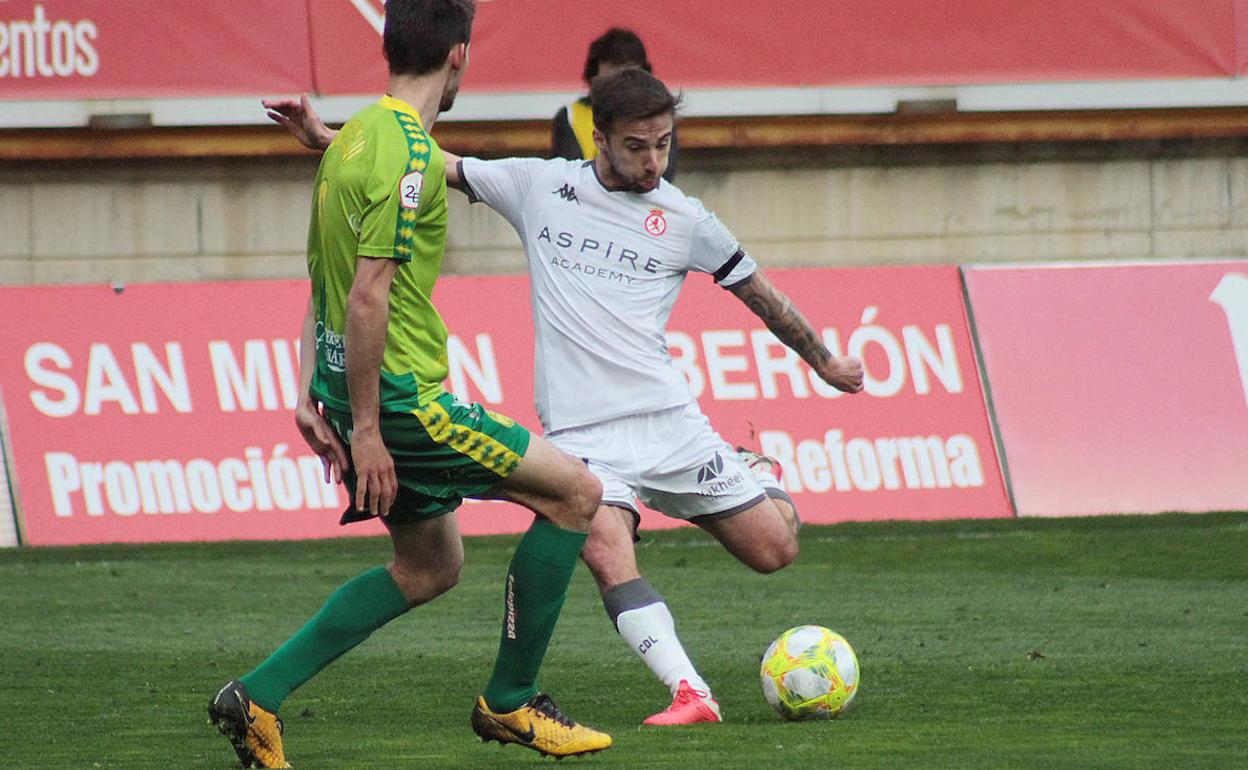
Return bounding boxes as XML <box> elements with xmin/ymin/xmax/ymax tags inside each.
<box><xmin>551</xmin><ymin>27</ymin><xmax>679</xmax><ymax>181</ymax></box>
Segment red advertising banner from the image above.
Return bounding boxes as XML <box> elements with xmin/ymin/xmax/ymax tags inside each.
<box><xmin>964</xmin><ymin>261</ymin><xmax>1248</xmax><ymax>517</ymax></box>
<box><xmin>670</xmin><ymin>266</ymin><xmax>1013</xmax><ymax>527</ymax></box>
<box><xmin>305</xmin><ymin>0</ymin><xmax>386</xmax><ymax>98</ymax></box>
<box><xmin>0</xmin><ymin>0</ymin><xmax>1239</xmax><ymax>99</ymax></box>
<box><xmin>1240</xmin><ymin>0</ymin><xmax>1248</xmax><ymax>75</ymax></box>
<box><xmin>0</xmin><ymin>282</ymin><xmax>370</xmax><ymax>546</ymax></box>
<box><xmin>0</xmin><ymin>267</ymin><xmax>1010</xmax><ymax>546</ymax></box>
<box><xmin>447</xmin><ymin>267</ymin><xmax>1014</xmax><ymax>535</ymax></box>
<box><xmin>0</xmin><ymin>1</ymin><xmax>313</xmax><ymax>99</ymax></box>
<box><xmin>439</xmin><ymin>0</ymin><xmax>1239</xmax><ymax>93</ymax></box>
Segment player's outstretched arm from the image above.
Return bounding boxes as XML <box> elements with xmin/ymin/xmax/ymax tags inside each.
<box><xmin>261</xmin><ymin>95</ymin><xmax>471</xmax><ymax>192</ymax></box>
<box><xmin>728</xmin><ymin>272</ymin><xmax>865</xmax><ymax>394</ymax></box>
<box><xmin>262</xmin><ymin>94</ymin><xmax>338</xmax><ymax>151</ymax></box>
<box><xmin>443</xmin><ymin>150</ymin><xmax>466</xmax><ymax>191</ymax></box>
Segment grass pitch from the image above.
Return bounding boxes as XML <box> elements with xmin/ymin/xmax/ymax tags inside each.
<box><xmin>2</xmin><ymin>512</ymin><xmax>1245</xmax><ymax>769</ymax></box>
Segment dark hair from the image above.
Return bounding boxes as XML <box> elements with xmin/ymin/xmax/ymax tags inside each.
<box><xmin>581</xmin><ymin>27</ymin><xmax>651</xmax><ymax>84</ymax></box>
<box><xmin>383</xmin><ymin>0</ymin><xmax>476</xmax><ymax>77</ymax></box>
<box><xmin>589</xmin><ymin>68</ymin><xmax>680</xmax><ymax>134</ymax></box>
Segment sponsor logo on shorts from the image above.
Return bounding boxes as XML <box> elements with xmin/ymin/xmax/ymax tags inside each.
<box><xmin>696</xmin><ymin>452</ymin><xmax>745</xmax><ymax>495</ymax></box>
<box><xmin>696</xmin><ymin>453</ymin><xmax>724</xmax><ymax>483</ymax></box>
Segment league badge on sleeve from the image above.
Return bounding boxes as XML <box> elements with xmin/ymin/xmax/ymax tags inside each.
<box><xmin>399</xmin><ymin>171</ymin><xmax>423</xmax><ymax>209</ymax></box>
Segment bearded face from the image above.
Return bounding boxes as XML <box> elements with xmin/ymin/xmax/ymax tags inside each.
<box><xmin>596</xmin><ymin>113</ymin><xmax>673</xmax><ymax>193</ymax></box>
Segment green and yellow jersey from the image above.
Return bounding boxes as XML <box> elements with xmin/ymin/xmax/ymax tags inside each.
<box><xmin>307</xmin><ymin>95</ymin><xmax>450</xmax><ymax>414</ymax></box>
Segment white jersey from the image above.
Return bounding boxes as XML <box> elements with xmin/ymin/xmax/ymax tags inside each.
<box><xmin>459</xmin><ymin>157</ymin><xmax>757</xmax><ymax>432</ymax></box>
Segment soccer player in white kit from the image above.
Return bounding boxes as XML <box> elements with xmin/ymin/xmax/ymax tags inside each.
<box><xmin>265</xmin><ymin>68</ymin><xmax>863</xmax><ymax>725</ymax></box>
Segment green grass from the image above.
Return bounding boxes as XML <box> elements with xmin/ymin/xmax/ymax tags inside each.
<box><xmin>2</xmin><ymin>512</ymin><xmax>1246</xmax><ymax>769</ymax></box>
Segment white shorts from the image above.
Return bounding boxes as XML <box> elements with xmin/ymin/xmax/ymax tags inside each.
<box><xmin>546</xmin><ymin>402</ymin><xmax>766</xmax><ymax>522</ymax></box>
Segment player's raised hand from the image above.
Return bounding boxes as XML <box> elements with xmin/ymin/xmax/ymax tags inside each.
<box><xmin>295</xmin><ymin>400</ymin><xmax>349</xmax><ymax>484</ymax></box>
<box><xmin>350</xmin><ymin>428</ymin><xmax>398</xmax><ymax>518</ymax></box>
<box><xmin>262</xmin><ymin>93</ymin><xmax>336</xmax><ymax>151</ymax></box>
<box><xmin>817</xmin><ymin>355</ymin><xmax>865</xmax><ymax>393</ymax></box>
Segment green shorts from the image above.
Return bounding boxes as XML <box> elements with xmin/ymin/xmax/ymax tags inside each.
<box><xmin>324</xmin><ymin>392</ymin><xmax>531</xmax><ymax>525</ymax></box>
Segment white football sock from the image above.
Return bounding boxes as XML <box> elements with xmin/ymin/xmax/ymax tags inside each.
<box><xmin>615</xmin><ymin>601</ymin><xmax>710</xmax><ymax>696</ymax></box>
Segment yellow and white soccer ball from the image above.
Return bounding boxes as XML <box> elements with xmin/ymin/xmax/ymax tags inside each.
<box><xmin>760</xmin><ymin>625</ymin><xmax>859</xmax><ymax>720</ymax></box>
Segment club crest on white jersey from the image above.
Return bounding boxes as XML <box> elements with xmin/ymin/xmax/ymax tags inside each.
<box><xmin>460</xmin><ymin>157</ymin><xmax>758</xmax><ymax>432</ymax></box>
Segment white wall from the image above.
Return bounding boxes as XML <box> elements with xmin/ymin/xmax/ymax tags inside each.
<box><xmin>1</xmin><ymin>150</ymin><xmax>1246</xmax><ymax>285</ymax></box>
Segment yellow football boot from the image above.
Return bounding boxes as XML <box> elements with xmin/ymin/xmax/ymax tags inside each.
<box><xmin>208</xmin><ymin>680</ymin><xmax>291</xmax><ymax>768</ymax></box>
<box><xmin>471</xmin><ymin>693</ymin><xmax>612</xmax><ymax>757</ymax></box>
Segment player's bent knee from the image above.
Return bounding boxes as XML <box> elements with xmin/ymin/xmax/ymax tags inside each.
<box><xmin>779</xmin><ymin>538</ymin><xmax>800</xmax><ymax>568</ymax></box>
<box><xmin>552</xmin><ymin>465</ymin><xmax>602</xmax><ymax>530</ymax></box>
<box><xmin>418</xmin><ymin>567</ymin><xmax>461</xmax><ymax>601</ymax></box>
<box><xmin>388</xmin><ymin>557</ymin><xmax>462</xmax><ymax>604</ymax></box>
<box><xmin>749</xmin><ymin>538</ymin><xmax>798</xmax><ymax>574</ymax></box>
<box><xmin>575</xmin><ymin>470</ymin><xmax>603</xmax><ymax>519</ymax></box>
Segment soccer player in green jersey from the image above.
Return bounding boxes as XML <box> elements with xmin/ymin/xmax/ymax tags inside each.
<box><xmin>207</xmin><ymin>1</ymin><xmax>611</xmax><ymax>765</ymax></box>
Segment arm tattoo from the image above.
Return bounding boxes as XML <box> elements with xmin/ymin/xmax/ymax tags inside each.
<box><xmin>729</xmin><ymin>274</ymin><xmax>830</xmax><ymax>368</ymax></box>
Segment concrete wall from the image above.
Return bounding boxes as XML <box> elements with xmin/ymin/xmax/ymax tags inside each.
<box><xmin>2</xmin><ymin>144</ymin><xmax>1246</xmax><ymax>286</ymax></box>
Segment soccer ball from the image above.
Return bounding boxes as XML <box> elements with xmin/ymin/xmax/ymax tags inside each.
<box><xmin>760</xmin><ymin>625</ymin><xmax>859</xmax><ymax>720</ymax></box>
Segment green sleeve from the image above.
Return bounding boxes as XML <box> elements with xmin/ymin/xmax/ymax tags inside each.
<box><xmin>358</xmin><ymin>121</ymin><xmax>433</xmax><ymax>262</ymax></box>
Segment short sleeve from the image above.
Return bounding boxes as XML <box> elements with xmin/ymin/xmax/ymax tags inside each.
<box><xmin>459</xmin><ymin>156</ymin><xmax>550</xmax><ymax>230</ymax></box>
<box><xmin>358</xmin><ymin>129</ymin><xmax>434</xmax><ymax>262</ymax></box>
<box><xmin>688</xmin><ymin>198</ymin><xmax>757</xmax><ymax>286</ymax></box>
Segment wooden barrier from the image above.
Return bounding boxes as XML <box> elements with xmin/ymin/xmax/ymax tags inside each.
<box><xmin>3</xmin><ymin>108</ymin><xmax>1248</xmax><ymax>161</ymax></box>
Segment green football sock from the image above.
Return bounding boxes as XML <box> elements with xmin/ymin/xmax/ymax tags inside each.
<box><xmin>483</xmin><ymin>518</ymin><xmax>588</xmax><ymax>712</ymax></box>
<box><xmin>240</xmin><ymin>566</ymin><xmax>410</xmax><ymax>713</ymax></box>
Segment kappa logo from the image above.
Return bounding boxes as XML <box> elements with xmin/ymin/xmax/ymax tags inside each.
<box><xmin>696</xmin><ymin>452</ymin><xmax>725</xmax><ymax>484</ymax></box>
<box><xmin>553</xmin><ymin>183</ymin><xmax>580</xmax><ymax>204</ymax></box>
